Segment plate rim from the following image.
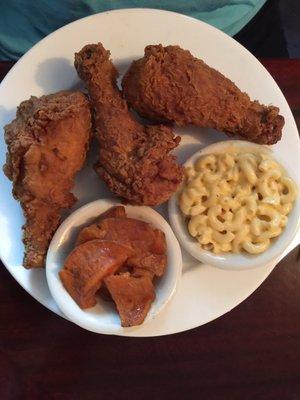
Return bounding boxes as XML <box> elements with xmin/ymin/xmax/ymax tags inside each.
<box><xmin>0</xmin><ymin>7</ymin><xmax>299</xmax><ymax>337</ymax></box>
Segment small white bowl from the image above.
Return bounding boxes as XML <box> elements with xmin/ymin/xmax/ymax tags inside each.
<box><xmin>46</xmin><ymin>199</ymin><xmax>182</xmax><ymax>334</ymax></box>
<box><xmin>168</xmin><ymin>140</ymin><xmax>300</xmax><ymax>270</ymax></box>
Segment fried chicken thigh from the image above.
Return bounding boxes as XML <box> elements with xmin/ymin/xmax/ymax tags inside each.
<box><xmin>74</xmin><ymin>43</ymin><xmax>183</xmax><ymax>206</ymax></box>
<box><xmin>122</xmin><ymin>45</ymin><xmax>284</xmax><ymax>145</ymax></box>
<box><xmin>3</xmin><ymin>91</ymin><xmax>91</xmax><ymax>268</ymax></box>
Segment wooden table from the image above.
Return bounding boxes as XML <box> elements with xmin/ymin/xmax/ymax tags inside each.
<box><xmin>0</xmin><ymin>60</ymin><xmax>299</xmax><ymax>400</ymax></box>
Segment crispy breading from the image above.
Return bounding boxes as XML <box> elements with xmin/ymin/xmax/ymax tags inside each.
<box><xmin>3</xmin><ymin>91</ymin><xmax>91</xmax><ymax>268</ymax></box>
<box><xmin>122</xmin><ymin>45</ymin><xmax>284</xmax><ymax>145</ymax></box>
<box><xmin>74</xmin><ymin>43</ymin><xmax>183</xmax><ymax>206</ymax></box>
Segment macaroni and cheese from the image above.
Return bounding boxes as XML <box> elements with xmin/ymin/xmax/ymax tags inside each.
<box><xmin>179</xmin><ymin>149</ymin><xmax>297</xmax><ymax>254</ymax></box>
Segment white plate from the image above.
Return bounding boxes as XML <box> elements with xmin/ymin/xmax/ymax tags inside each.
<box><xmin>46</xmin><ymin>200</ymin><xmax>182</xmax><ymax>335</ymax></box>
<box><xmin>0</xmin><ymin>9</ymin><xmax>299</xmax><ymax>337</ymax></box>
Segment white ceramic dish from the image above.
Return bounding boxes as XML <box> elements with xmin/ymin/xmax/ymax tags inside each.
<box><xmin>46</xmin><ymin>199</ymin><xmax>182</xmax><ymax>335</ymax></box>
<box><xmin>0</xmin><ymin>9</ymin><xmax>299</xmax><ymax>336</ymax></box>
<box><xmin>169</xmin><ymin>140</ymin><xmax>300</xmax><ymax>270</ymax></box>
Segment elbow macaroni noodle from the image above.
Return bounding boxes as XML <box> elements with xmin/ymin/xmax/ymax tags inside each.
<box><xmin>179</xmin><ymin>150</ymin><xmax>297</xmax><ymax>254</ymax></box>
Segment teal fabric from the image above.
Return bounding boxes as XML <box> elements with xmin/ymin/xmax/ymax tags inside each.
<box><xmin>0</xmin><ymin>0</ymin><xmax>267</xmax><ymax>60</ymax></box>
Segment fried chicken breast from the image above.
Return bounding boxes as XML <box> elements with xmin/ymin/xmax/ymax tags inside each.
<box><xmin>122</xmin><ymin>45</ymin><xmax>284</xmax><ymax>145</ymax></box>
<box><xmin>74</xmin><ymin>43</ymin><xmax>183</xmax><ymax>206</ymax></box>
<box><xmin>3</xmin><ymin>91</ymin><xmax>91</xmax><ymax>268</ymax></box>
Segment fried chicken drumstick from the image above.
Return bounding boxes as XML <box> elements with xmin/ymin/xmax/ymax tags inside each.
<box><xmin>3</xmin><ymin>91</ymin><xmax>91</xmax><ymax>268</ymax></box>
<box><xmin>74</xmin><ymin>43</ymin><xmax>183</xmax><ymax>206</ymax></box>
<box><xmin>122</xmin><ymin>45</ymin><xmax>284</xmax><ymax>145</ymax></box>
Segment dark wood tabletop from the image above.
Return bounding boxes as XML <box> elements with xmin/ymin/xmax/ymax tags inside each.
<box><xmin>0</xmin><ymin>60</ymin><xmax>299</xmax><ymax>400</ymax></box>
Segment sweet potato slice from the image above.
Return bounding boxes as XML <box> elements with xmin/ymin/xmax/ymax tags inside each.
<box><xmin>76</xmin><ymin>224</ymin><xmax>104</xmax><ymax>246</ymax></box>
<box><xmin>77</xmin><ymin>217</ymin><xmax>167</xmax><ymax>276</ymax></box>
<box><xmin>59</xmin><ymin>239</ymin><xmax>133</xmax><ymax>308</ymax></box>
<box><xmin>105</xmin><ymin>272</ymin><xmax>155</xmax><ymax>327</ymax></box>
<box><xmin>95</xmin><ymin>205</ymin><xmax>126</xmax><ymax>223</ymax></box>
<box><xmin>76</xmin><ymin>206</ymin><xmax>126</xmax><ymax>246</ymax></box>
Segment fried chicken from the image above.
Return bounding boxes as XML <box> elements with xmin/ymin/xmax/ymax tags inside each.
<box><xmin>122</xmin><ymin>45</ymin><xmax>284</xmax><ymax>145</ymax></box>
<box><xmin>74</xmin><ymin>43</ymin><xmax>183</xmax><ymax>206</ymax></box>
<box><xmin>3</xmin><ymin>91</ymin><xmax>91</xmax><ymax>268</ymax></box>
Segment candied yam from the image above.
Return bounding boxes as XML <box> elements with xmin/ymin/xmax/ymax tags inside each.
<box><xmin>95</xmin><ymin>205</ymin><xmax>126</xmax><ymax>223</ymax></box>
<box><xmin>129</xmin><ymin>253</ymin><xmax>167</xmax><ymax>277</ymax></box>
<box><xmin>76</xmin><ymin>206</ymin><xmax>126</xmax><ymax>246</ymax></box>
<box><xmin>76</xmin><ymin>217</ymin><xmax>167</xmax><ymax>276</ymax></box>
<box><xmin>96</xmin><ymin>218</ymin><xmax>166</xmax><ymax>255</ymax></box>
<box><xmin>59</xmin><ymin>239</ymin><xmax>133</xmax><ymax>309</ymax></box>
<box><xmin>132</xmin><ymin>267</ymin><xmax>155</xmax><ymax>280</ymax></box>
<box><xmin>149</xmin><ymin>229</ymin><xmax>167</xmax><ymax>254</ymax></box>
<box><xmin>105</xmin><ymin>272</ymin><xmax>155</xmax><ymax>327</ymax></box>
<box><xmin>117</xmin><ymin>265</ymin><xmax>155</xmax><ymax>280</ymax></box>
<box><xmin>97</xmin><ymin>284</ymin><xmax>113</xmax><ymax>302</ymax></box>
<box><xmin>76</xmin><ymin>224</ymin><xmax>104</xmax><ymax>246</ymax></box>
